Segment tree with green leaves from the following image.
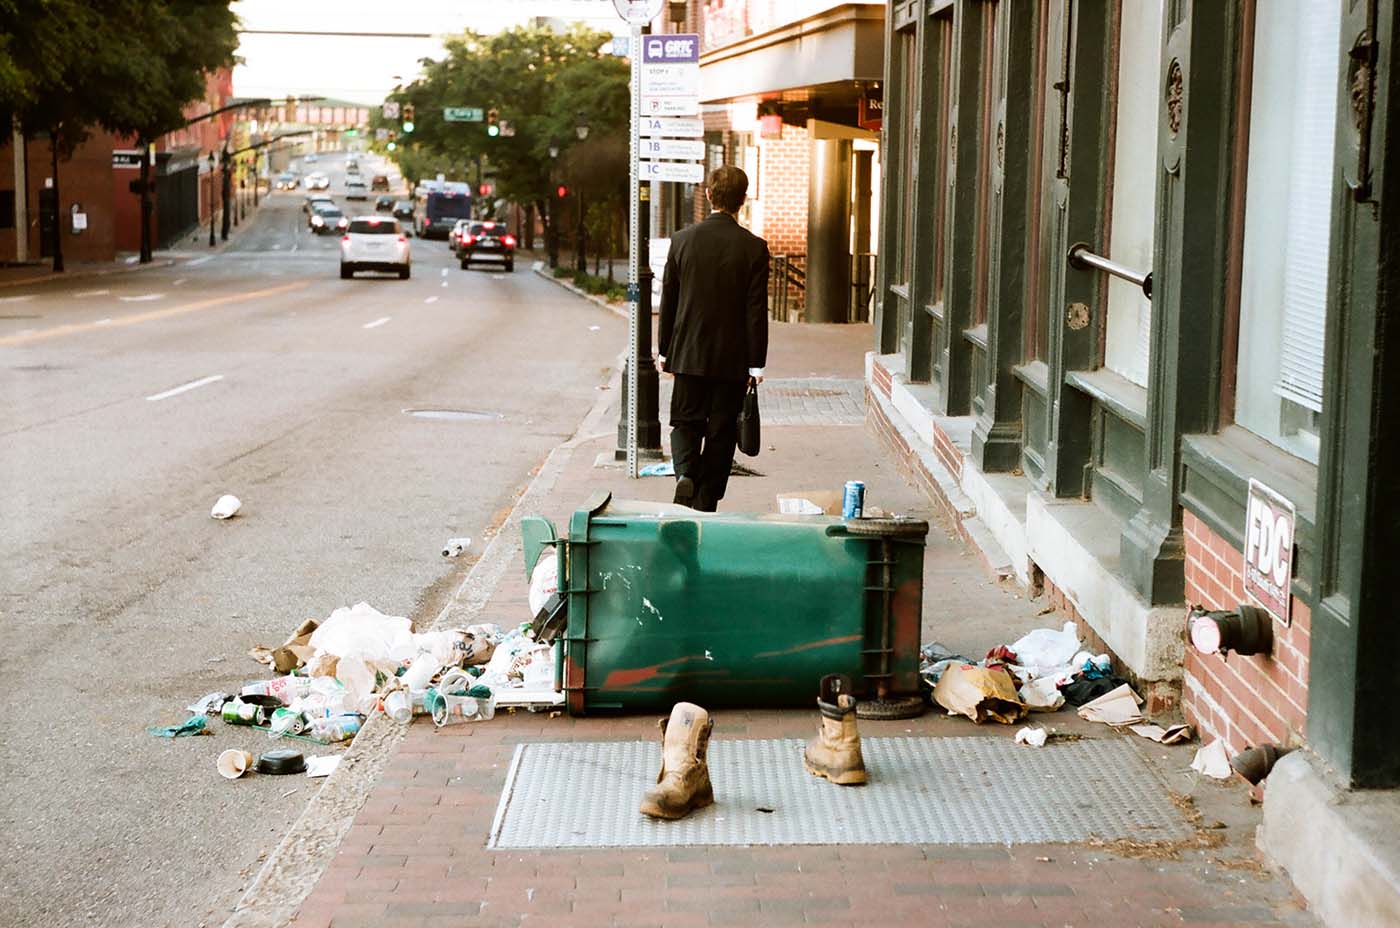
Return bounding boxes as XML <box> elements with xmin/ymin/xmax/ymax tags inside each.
<box><xmin>375</xmin><ymin>23</ymin><xmax>629</xmax><ymax>257</ymax></box>
<box><xmin>0</xmin><ymin>0</ymin><xmax>239</xmax><ymax>266</ymax></box>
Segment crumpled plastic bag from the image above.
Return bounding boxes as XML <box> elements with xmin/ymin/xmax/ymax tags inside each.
<box><xmin>1009</xmin><ymin>621</ymin><xmax>1082</xmax><ymax>676</ymax></box>
<box><xmin>528</xmin><ymin>552</ymin><xmax>559</xmax><ymax>617</ymax></box>
<box><xmin>1018</xmin><ymin>676</ymin><xmax>1066</xmax><ymax>711</ymax></box>
<box><xmin>309</xmin><ymin>603</ymin><xmax>415</xmax><ymax>662</ymax></box>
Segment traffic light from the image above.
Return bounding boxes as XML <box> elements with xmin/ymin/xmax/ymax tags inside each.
<box><xmin>556</xmin><ymin>184</ymin><xmax>569</xmax><ymax>198</ymax></box>
<box><xmin>486</xmin><ymin>108</ymin><xmax>499</xmax><ymax>137</ymax></box>
<box><xmin>402</xmin><ymin>103</ymin><xmax>415</xmax><ymax>133</ymax></box>
<box><xmin>478</xmin><ymin>183</ymin><xmax>493</xmax><ymax>196</ymax></box>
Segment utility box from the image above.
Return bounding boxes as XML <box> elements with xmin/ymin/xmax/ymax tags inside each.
<box><xmin>521</xmin><ymin>492</ymin><xmax>927</xmax><ymax>714</ymax></box>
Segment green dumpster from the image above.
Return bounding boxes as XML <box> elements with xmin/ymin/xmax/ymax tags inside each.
<box><xmin>521</xmin><ymin>492</ymin><xmax>927</xmax><ymax>714</ymax></box>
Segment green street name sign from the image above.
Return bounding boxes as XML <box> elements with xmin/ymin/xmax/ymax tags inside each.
<box><xmin>443</xmin><ymin>107</ymin><xmax>484</xmax><ymax>123</ymax></box>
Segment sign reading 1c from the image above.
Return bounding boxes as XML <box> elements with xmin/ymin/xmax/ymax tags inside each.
<box><xmin>612</xmin><ymin>0</ymin><xmax>664</xmax><ymax>25</ymax></box>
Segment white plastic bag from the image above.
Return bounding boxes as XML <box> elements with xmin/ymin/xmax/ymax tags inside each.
<box><xmin>528</xmin><ymin>552</ymin><xmax>559</xmax><ymax>616</ymax></box>
<box><xmin>1015</xmin><ymin>726</ymin><xmax>1048</xmax><ymax>747</ymax></box>
<box><xmin>309</xmin><ymin>602</ymin><xmax>414</xmax><ymax>662</ymax></box>
<box><xmin>1010</xmin><ymin>621</ymin><xmax>1082</xmax><ymax>673</ymax></box>
<box><xmin>1019</xmin><ymin>676</ymin><xmax>1066</xmax><ymax>711</ymax></box>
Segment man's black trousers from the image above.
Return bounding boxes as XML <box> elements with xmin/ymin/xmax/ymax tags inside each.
<box><xmin>669</xmin><ymin>373</ymin><xmax>748</xmax><ymax>512</ymax></box>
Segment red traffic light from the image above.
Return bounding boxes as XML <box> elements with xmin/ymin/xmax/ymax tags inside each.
<box><xmin>556</xmin><ymin>185</ymin><xmax>568</xmax><ymax>198</ymax></box>
<box><xmin>478</xmin><ymin>183</ymin><xmax>492</xmax><ymax>196</ymax></box>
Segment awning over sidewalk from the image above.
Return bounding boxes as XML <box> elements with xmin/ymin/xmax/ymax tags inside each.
<box><xmin>699</xmin><ymin>3</ymin><xmax>884</xmax><ymax>105</ymax></box>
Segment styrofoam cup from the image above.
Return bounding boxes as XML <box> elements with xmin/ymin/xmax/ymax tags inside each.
<box><xmin>217</xmin><ymin>749</ymin><xmax>254</xmax><ymax>779</ymax></box>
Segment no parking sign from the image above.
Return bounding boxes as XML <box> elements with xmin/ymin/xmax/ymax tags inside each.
<box><xmin>1243</xmin><ymin>479</ymin><xmax>1296</xmax><ymax>624</ymax></box>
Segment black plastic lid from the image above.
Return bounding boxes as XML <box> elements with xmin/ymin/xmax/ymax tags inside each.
<box><xmin>255</xmin><ymin>749</ymin><xmax>306</xmax><ymax>775</ymax></box>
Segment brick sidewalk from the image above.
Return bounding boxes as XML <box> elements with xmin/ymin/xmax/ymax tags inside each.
<box><xmin>283</xmin><ymin>322</ymin><xmax>1314</xmax><ymax>928</ymax></box>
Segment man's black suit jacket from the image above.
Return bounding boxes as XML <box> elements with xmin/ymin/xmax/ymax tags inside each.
<box><xmin>658</xmin><ymin>211</ymin><xmax>769</xmax><ymax>381</ymax></box>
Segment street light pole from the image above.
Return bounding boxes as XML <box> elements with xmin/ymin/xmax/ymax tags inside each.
<box><xmin>220</xmin><ymin>146</ymin><xmax>231</xmax><ymax>242</ymax></box>
<box><xmin>208</xmin><ymin>152</ymin><xmax>216</xmax><ymax>247</ymax></box>
<box><xmin>547</xmin><ymin>144</ymin><xmax>560</xmax><ymax>269</ymax></box>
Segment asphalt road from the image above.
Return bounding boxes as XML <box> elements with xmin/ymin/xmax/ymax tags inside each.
<box><xmin>0</xmin><ymin>153</ymin><xmax>624</xmax><ymax>927</ymax></box>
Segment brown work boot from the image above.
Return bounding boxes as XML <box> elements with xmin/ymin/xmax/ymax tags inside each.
<box><xmin>804</xmin><ymin>674</ymin><xmax>868</xmax><ymax>785</ymax></box>
<box><xmin>640</xmin><ymin>702</ymin><xmax>715</xmax><ymax>820</ymax></box>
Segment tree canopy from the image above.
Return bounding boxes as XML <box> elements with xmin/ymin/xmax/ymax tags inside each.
<box><xmin>376</xmin><ymin>24</ymin><xmax>629</xmax><ymax>219</ymax></box>
<box><xmin>0</xmin><ymin>0</ymin><xmax>240</xmax><ymax>150</ymax></box>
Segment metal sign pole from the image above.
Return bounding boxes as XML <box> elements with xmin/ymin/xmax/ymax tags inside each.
<box><xmin>626</xmin><ymin>21</ymin><xmax>642</xmax><ymax>479</ymax></box>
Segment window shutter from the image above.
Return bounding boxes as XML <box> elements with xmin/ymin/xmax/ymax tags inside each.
<box><xmin>1273</xmin><ymin>2</ymin><xmax>1339</xmax><ymax>414</ymax></box>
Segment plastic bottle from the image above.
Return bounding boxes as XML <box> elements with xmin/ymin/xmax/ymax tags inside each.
<box><xmin>308</xmin><ymin>714</ymin><xmax>362</xmax><ymax>743</ymax></box>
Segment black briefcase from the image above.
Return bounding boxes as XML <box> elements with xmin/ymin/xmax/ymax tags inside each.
<box><xmin>737</xmin><ymin>382</ymin><xmax>761</xmax><ymax>457</ymax></box>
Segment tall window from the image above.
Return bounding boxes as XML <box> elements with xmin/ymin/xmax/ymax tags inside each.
<box><xmin>1103</xmin><ymin>0</ymin><xmax>1162</xmax><ymax>386</ymax></box>
<box><xmin>1235</xmin><ymin>0</ymin><xmax>1339</xmax><ymax>463</ymax></box>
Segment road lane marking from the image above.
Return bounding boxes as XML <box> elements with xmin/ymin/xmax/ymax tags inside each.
<box><xmin>0</xmin><ymin>295</ymin><xmax>34</xmax><ymax>304</ymax></box>
<box><xmin>172</xmin><ymin>278</ymin><xmax>187</xmax><ymax>286</ymax></box>
<box><xmin>146</xmin><ymin>374</ymin><xmax>224</xmax><ymax>402</ymax></box>
<box><xmin>75</xmin><ymin>289</ymin><xmax>110</xmax><ymax>297</ymax></box>
<box><xmin>424</xmin><ymin>296</ymin><xmax>438</xmax><ymax>304</ymax></box>
<box><xmin>440</xmin><ymin>268</ymin><xmax>448</xmax><ymax>277</ymax></box>
<box><xmin>120</xmin><ymin>293</ymin><xmax>165</xmax><ymax>302</ymax></box>
<box><xmin>441</xmin><ymin>281</ymin><xmax>448</xmax><ymax>288</ymax></box>
<box><xmin>185</xmin><ymin>255</ymin><xmax>215</xmax><ymax>267</ymax></box>
<box><xmin>95</xmin><ymin>318</ymin><xmax>113</xmax><ymax>326</ymax></box>
<box><xmin>0</xmin><ymin>281</ymin><xmax>309</xmax><ymax>347</ymax></box>
<box><xmin>362</xmin><ymin>317</ymin><xmax>391</xmax><ymax>329</ymax></box>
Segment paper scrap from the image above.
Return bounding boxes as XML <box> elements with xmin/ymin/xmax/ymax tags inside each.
<box><xmin>1015</xmin><ymin>726</ymin><xmax>1048</xmax><ymax>747</ymax></box>
<box><xmin>305</xmin><ymin>755</ymin><xmax>341</xmax><ymax>779</ymax></box>
<box><xmin>1076</xmin><ymin>683</ymin><xmax>1144</xmax><ymax>727</ymax></box>
<box><xmin>933</xmin><ymin>663</ymin><xmax>1027</xmax><ymax>724</ymax></box>
<box><xmin>1191</xmin><ymin>739</ymin><xmax>1232</xmax><ymax>779</ymax></box>
<box><xmin>1129</xmin><ymin>722</ymin><xmax>1193</xmax><ymax>744</ymax></box>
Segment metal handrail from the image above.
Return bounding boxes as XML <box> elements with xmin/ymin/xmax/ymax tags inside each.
<box><xmin>1067</xmin><ymin>242</ymin><xmax>1153</xmax><ymax>299</ymax></box>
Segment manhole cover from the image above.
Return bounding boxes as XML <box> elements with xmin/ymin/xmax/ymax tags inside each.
<box><xmin>403</xmin><ymin>408</ymin><xmax>501</xmax><ymax>421</ymax></box>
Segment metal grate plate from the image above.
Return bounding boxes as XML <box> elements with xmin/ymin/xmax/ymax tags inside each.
<box><xmin>487</xmin><ymin>736</ymin><xmax>1188</xmax><ymax>848</ymax></box>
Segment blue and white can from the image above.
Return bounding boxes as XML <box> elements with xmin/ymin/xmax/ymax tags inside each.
<box><xmin>842</xmin><ymin>481</ymin><xmax>865</xmax><ymax>519</ymax></box>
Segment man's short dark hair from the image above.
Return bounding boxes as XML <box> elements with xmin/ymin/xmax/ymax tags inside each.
<box><xmin>707</xmin><ymin>166</ymin><xmax>748</xmax><ymax>213</ymax></box>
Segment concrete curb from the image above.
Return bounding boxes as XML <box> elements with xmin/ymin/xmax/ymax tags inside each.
<box><xmin>532</xmin><ymin>263</ymin><xmax>629</xmax><ymax>320</ymax></box>
<box><xmin>221</xmin><ymin>386</ymin><xmax>614</xmax><ymax>928</ymax></box>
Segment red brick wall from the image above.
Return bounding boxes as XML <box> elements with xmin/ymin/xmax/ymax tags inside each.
<box><xmin>1182</xmin><ymin>509</ymin><xmax>1310</xmax><ymax>754</ymax></box>
<box><xmin>758</xmin><ymin>128</ymin><xmax>809</xmax><ymax>255</ymax></box>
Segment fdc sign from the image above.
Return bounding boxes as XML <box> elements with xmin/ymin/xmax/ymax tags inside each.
<box><xmin>1243</xmin><ymin>479</ymin><xmax>1296</xmax><ymax>624</ymax></box>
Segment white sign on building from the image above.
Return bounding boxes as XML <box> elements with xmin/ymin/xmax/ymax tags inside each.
<box><xmin>1243</xmin><ymin>479</ymin><xmax>1296</xmax><ymax>624</ymax></box>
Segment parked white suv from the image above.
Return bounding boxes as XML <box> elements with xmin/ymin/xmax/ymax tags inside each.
<box><xmin>340</xmin><ymin>217</ymin><xmax>411</xmax><ymax>279</ymax></box>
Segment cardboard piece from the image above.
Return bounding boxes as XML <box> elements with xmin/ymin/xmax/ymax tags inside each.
<box><xmin>1191</xmin><ymin>739</ymin><xmax>1232</xmax><ymax>779</ymax></box>
<box><xmin>1129</xmin><ymin>722</ymin><xmax>1193</xmax><ymax>744</ymax></box>
<box><xmin>776</xmin><ymin>490</ymin><xmax>843</xmax><ymax>516</ymax></box>
<box><xmin>249</xmin><ymin>619</ymin><xmax>320</xmax><ymax>673</ymax></box>
<box><xmin>933</xmin><ymin>663</ymin><xmax>1027</xmax><ymax>724</ymax></box>
<box><xmin>1076</xmin><ymin>683</ymin><xmax>1144</xmax><ymax>727</ymax></box>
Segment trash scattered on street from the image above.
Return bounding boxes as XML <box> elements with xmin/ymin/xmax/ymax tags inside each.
<box><xmin>147</xmin><ymin>716</ymin><xmax>209</xmax><ymax>738</ymax></box>
<box><xmin>638</xmin><ymin>461</ymin><xmax>675</xmax><ymax>477</ymax></box>
<box><xmin>210</xmin><ymin>494</ymin><xmax>242</xmax><ymax>520</ymax></box>
<box><xmin>254</xmin><ymin>749</ymin><xmax>306</xmax><ymax>775</ymax></box>
<box><xmin>1015</xmin><ymin>726</ymin><xmax>1048</xmax><ymax>747</ymax></box>
<box><xmin>279</xmin><ymin>788</ymin><xmax>299</xmax><ymax>799</ymax></box>
<box><xmin>1191</xmin><ymin>739</ymin><xmax>1233</xmax><ymax>779</ymax></box>
<box><xmin>1077</xmin><ymin>683</ymin><xmax>1145</xmax><ymax>727</ymax></box>
<box><xmin>1129</xmin><ymin>722</ymin><xmax>1193</xmax><ymax>744</ymax></box>
<box><xmin>187</xmin><ymin>692</ymin><xmax>232</xmax><ymax>715</ymax></box>
<box><xmin>441</xmin><ymin>536</ymin><xmax>471</xmax><ymax>557</ymax></box>
<box><xmin>217</xmin><ymin>749</ymin><xmax>253</xmax><ymax>779</ymax></box>
<box><xmin>933</xmin><ymin>663</ymin><xmax>1027</xmax><ymax>724</ymax></box>
<box><xmin>776</xmin><ymin>489</ymin><xmax>843</xmax><ymax>515</ymax></box>
<box><xmin>305</xmin><ymin>755</ymin><xmax>340</xmax><ymax>778</ymax></box>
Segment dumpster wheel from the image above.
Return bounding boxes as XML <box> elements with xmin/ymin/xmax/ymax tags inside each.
<box><xmin>844</xmin><ymin>517</ymin><xmax>930</xmax><ymax>538</ymax></box>
<box><xmin>856</xmin><ymin>694</ymin><xmax>927</xmax><ymax>720</ymax></box>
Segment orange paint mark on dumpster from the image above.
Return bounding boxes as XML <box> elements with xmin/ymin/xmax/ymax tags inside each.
<box><xmin>602</xmin><ymin>655</ymin><xmax>723</xmax><ymax>689</ymax></box>
<box><xmin>752</xmin><ymin>634</ymin><xmax>862</xmax><ymax>660</ymax></box>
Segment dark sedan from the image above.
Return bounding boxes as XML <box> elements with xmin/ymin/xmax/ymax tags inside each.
<box><xmin>310</xmin><ymin>204</ymin><xmax>348</xmax><ymax>235</ymax></box>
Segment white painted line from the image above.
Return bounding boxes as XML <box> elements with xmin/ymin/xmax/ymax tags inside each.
<box><xmin>440</xmin><ymin>268</ymin><xmax>448</xmax><ymax>277</ymax></box>
<box><xmin>362</xmin><ymin>317</ymin><xmax>391</xmax><ymax>330</ymax></box>
<box><xmin>120</xmin><ymin>293</ymin><xmax>165</xmax><ymax>303</ymax></box>
<box><xmin>0</xmin><ymin>295</ymin><xmax>34</xmax><ymax>304</ymax></box>
<box><xmin>74</xmin><ymin>289</ymin><xmax>110</xmax><ymax>297</ymax></box>
<box><xmin>172</xmin><ymin>278</ymin><xmax>187</xmax><ymax>286</ymax></box>
<box><xmin>146</xmin><ymin>374</ymin><xmax>224</xmax><ymax>402</ymax></box>
<box><xmin>185</xmin><ymin>255</ymin><xmax>214</xmax><ymax>268</ymax></box>
<box><xmin>95</xmin><ymin>318</ymin><xmax>113</xmax><ymax>326</ymax></box>
<box><xmin>441</xmin><ymin>281</ymin><xmax>448</xmax><ymax>288</ymax></box>
<box><xmin>423</xmin><ymin>296</ymin><xmax>438</xmax><ymax>304</ymax></box>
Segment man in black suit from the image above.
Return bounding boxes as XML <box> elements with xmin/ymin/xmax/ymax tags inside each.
<box><xmin>657</xmin><ymin>165</ymin><xmax>769</xmax><ymax>512</ymax></box>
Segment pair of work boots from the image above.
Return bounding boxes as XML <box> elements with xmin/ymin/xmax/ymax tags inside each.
<box><xmin>639</xmin><ymin>674</ymin><xmax>866</xmax><ymax>820</ymax></box>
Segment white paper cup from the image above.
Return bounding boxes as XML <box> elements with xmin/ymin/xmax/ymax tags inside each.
<box><xmin>217</xmin><ymin>749</ymin><xmax>254</xmax><ymax>780</ymax></box>
<box><xmin>383</xmin><ymin>689</ymin><xmax>412</xmax><ymax>723</ymax></box>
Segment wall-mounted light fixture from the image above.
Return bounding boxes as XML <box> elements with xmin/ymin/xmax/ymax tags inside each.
<box><xmin>669</xmin><ymin>1</ymin><xmax>688</xmax><ymax>27</ymax></box>
<box><xmin>1188</xmin><ymin>604</ymin><xmax>1273</xmax><ymax>659</ymax></box>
